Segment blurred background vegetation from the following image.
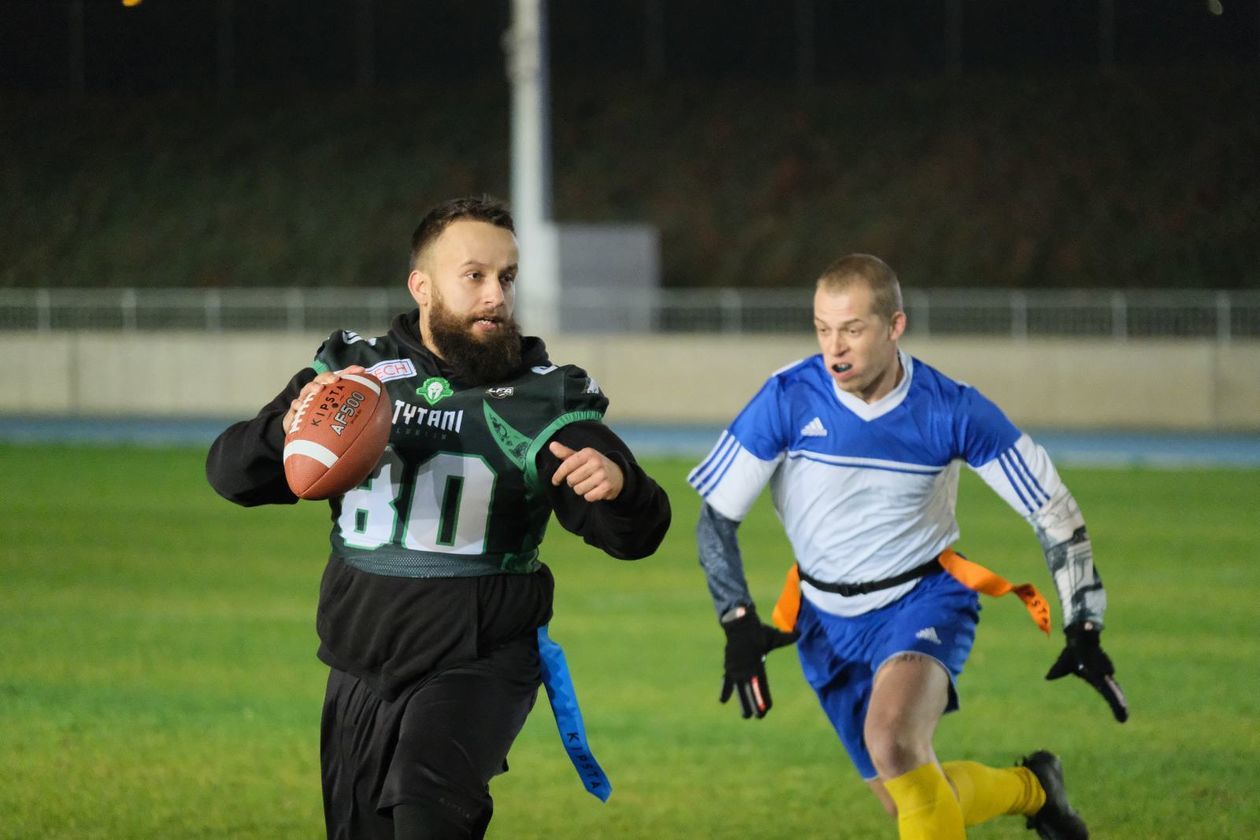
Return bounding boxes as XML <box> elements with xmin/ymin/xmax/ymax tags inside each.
<box><xmin>2</xmin><ymin>0</ymin><xmax>1257</xmax><ymax>291</ymax></box>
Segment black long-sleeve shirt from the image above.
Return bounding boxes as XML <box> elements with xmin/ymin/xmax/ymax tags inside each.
<box><xmin>206</xmin><ymin>315</ymin><xmax>671</xmax><ymax>698</ymax></box>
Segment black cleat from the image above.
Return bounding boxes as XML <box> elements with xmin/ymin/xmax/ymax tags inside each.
<box><xmin>1021</xmin><ymin>751</ymin><xmax>1089</xmax><ymax>840</ymax></box>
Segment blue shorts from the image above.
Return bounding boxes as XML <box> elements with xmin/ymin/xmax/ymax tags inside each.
<box><xmin>796</xmin><ymin>569</ymin><xmax>980</xmax><ymax>781</ymax></box>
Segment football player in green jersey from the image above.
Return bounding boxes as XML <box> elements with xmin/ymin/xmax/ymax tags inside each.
<box><xmin>207</xmin><ymin>196</ymin><xmax>671</xmax><ymax>839</ymax></box>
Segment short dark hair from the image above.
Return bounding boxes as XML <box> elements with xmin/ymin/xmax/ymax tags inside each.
<box><xmin>816</xmin><ymin>253</ymin><xmax>903</xmax><ymax>324</ymax></box>
<box><xmin>410</xmin><ymin>195</ymin><xmax>515</xmax><ymax>269</ymax></box>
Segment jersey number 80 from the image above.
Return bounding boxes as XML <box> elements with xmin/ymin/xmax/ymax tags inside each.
<box><xmin>336</xmin><ymin>447</ymin><xmax>497</xmax><ymax>555</ymax></box>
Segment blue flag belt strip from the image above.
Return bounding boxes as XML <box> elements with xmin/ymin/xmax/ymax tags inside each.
<box><xmin>536</xmin><ymin>624</ymin><xmax>612</xmax><ymax>801</ymax></box>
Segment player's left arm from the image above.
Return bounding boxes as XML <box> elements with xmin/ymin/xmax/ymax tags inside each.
<box><xmin>961</xmin><ymin>392</ymin><xmax>1128</xmax><ymax>722</ymax></box>
<box><xmin>537</xmin><ymin>420</ymin><xmax>671</xmax><ymax>560</ymax></box>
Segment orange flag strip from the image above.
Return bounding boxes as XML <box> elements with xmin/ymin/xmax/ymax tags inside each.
<box><xmin>770</xmin><ymin>549</ymin><xmax>1050</xmax><ymax>636</ymax></box>
<box><xmin>771</xmin><ymin>564</ymin><xmax>801</xmax><ymax>632</ymax></box>
<box><xmin>937</xmin><ymin>548</ymin><xmax>1051</xmax><ymax>635</ymax></box>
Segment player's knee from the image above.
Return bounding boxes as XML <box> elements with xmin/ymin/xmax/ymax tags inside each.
<box><xmin>865</xmin><ymin>725</ymin><xmax>932</xmax><ymax>779</ymax></box>
<box><xmin>392</xmin><ymin>794</ymin><xmax>492</xmax><ymax>840</ymax></box>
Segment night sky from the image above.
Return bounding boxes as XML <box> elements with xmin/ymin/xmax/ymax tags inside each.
<box><xmin>2</xmin><ymin>0</ymin><xmax>1255</xmax><ymax>94</ymax></box>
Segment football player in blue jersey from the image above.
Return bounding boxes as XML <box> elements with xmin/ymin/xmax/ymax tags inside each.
<box><xmin>690</xmin><ymin>254</ymin><xmax>1126</xmax><ymax>839</ymax></box>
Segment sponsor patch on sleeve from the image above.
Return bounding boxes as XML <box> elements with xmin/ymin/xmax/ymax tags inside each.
<box><xmin>365</xmin><ymin>358</ymin><xmax>418</xmax><ymax>383</ymax></box>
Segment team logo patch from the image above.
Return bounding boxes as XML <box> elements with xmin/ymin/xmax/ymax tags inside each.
<box><xmin>418</xmin><ymin>376</ymin><xmax>454</xmax><ymax>406</ymax></box>
<box><xmin>341</xmin><ymin>330</ymin><xmax>377</xmax><ymax>346</ymax></box>
<box><xmin>486</xmin><ymin>386</ymin><xmax>515</xmax><ymax>399</ymax></box>
<box><xmin>583</xmin><ymin>376</ymin><xmax>601</xmax><ymax>395</ymax></box>
<box><xmin>531</xmin><ymin>364</ymin><xmax>558</xmax><ymax>375</ymax></box>
<box><xmin>366</xmin><ymin>358</ymin><xmax>417</xmax><ymax>383</ymax></box>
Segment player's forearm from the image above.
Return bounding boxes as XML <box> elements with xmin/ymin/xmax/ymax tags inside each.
<box><xmin>556</xmin><ymin>460</ymin><xmax>671</xmax><ymax>559</ymax></box>
<box><xmin>582</xmin><ymin>450</ymin><xmax>672</xmax><ymax>558</ymax></box>
<box><xmin>205</xmin><ymin>412</ymin><xmax>298</xmax><ymax>506</ymax></box>
<box><xmin>1027</xmin><ymin>480</ymin><xmax>1106</xmax><ymax>626</ymax></box>
<box><xmin>697</xmin><ymin>503</ymin><xmax>756</xmax><ymax>618</ymax></box>
<box><xmin>973</xmin><ymin>434</ymin><xmax>1108</xmax><ymax>628</ymax></box>
<box><xmin>205</xmin><ymin>369</ymin><xmax>314</xmax><ymax>507</ymax></box>
<box><xmin>1036</xmin><ymin>520</ymin><xmax>1107</xmax><ymax>628</ymax></box>
<box><xmin>541</xmin><ymin>423</ymin><xmax>672</xmax><ymax>559</ymax></box>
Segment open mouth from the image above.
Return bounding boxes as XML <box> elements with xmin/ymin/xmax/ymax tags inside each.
<box><xmin>831</xmin><ymin>363</ymin><xmax>853</xmax><ymax>374</ymax></box>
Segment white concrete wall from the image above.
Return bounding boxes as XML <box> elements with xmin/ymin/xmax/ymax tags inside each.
<box><xmin>3</xmin><ymin>331</ymin><xmax>1258</xmax><ymax>431</ymax></box>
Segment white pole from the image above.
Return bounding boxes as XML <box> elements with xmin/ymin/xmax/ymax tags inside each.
<box><xmin>506</xmin><ymin>0</ymin><xmax>558</xmax><ymax>335</ymax></box>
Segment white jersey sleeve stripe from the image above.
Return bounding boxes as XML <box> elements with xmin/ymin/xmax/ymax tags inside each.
<box><xmin>1008</xmin><ymin>447</ymin><xmax>1051</xmax><ymax>504</ymax></box>
<box><xmin>698</xmin><ymin>445</ymin><xmax>782</xmax><ymax>522</ymax></box>
<box><xmin>996</xmin><ymin>451</ymin><xmax>1036</xmax><ymax>514</ymax></box>
<box><xmin>1002</xmin><ymin>445</ymin><xmax>1043</xmax><ymax>506</ymax></box>
<box><xmin>688</xmin><ymin>431</ymin><xmax>729</xmax><ymax>482</ymax></box>
<box><xmin>688</xmin><ymin>431</ymin><xmax>739</xmax><ymax>493</ymax></box>
<box><xmin>697</xmin><ymin>438</ymin><xmax>743</xmax><ymax>498</ymax></box>
<box><xmin>975</xmin><ymin>434</ymin><xmax>1068</xmax><ymax>522</ymax></box>
<box><xmin>1002</xmin><ymin>447</ymin><xmax>1050</xmax><ymax>508</ymax></box>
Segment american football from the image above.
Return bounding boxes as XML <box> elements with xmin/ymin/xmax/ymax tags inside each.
<box><xmin>283</xmin><ymin>372</ymin><xmax>391</xmax><ymax>500</ymax></box>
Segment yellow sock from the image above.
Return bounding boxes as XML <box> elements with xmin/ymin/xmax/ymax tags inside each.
<box><xmin>883</xmin><ymin>763</ymin><xmax>965</xmax><ymax>840</ymax></box>
<box><xmin>941</xmin><ymin>760</ymin><xmax>1047</xmax><ymax>827</ymax></box>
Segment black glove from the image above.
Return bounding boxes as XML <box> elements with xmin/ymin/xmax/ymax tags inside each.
<box><xmin>719</xmin><ymin>606</ymin><xmax>799</xmax><ymax>719</ymax></box>
<box><xmin>1046</xmin><ymin>620</ymin><xmax>1129</xmax><ymax>722</ymax></box>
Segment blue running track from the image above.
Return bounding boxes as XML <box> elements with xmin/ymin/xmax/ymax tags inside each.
<box><xmin>1</xmin><ymin>417</ymin><xmax>1258</xmax><ymax>469</ymax></box>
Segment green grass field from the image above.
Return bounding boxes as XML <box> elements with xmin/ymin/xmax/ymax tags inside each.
<box><xmin>2</xmin><ymin>445</ymin><xmax>1258</xmax><ymax>838</ymax></box>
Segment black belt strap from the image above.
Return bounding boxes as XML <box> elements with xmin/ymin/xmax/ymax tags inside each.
<box><xmin>797</xmin><ymin>555</ymin><xmax>943</xmax><ymax>597</ymax></box>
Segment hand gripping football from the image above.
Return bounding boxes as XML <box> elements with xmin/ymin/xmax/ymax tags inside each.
<box><xmin>283</xmin><ymin>372</ymin><xmax>391</xmax><ymax>500</ymax></box>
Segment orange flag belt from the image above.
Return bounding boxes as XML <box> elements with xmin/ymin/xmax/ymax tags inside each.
<box><xmin>771</xmin><ymin>547</ymin><xmax>1051</xmax><ymax>636</ymax></box>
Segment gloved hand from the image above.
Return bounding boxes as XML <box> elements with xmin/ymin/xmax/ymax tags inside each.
<box><xmin>719</xmin><ymin>606</ymin><xmax>799</xmax><ymax>719</ymax></box>
<box><xmin>1046</xmin><ymin>620</ymin><xmax>1129</xmax><ymax>722</ymax></box>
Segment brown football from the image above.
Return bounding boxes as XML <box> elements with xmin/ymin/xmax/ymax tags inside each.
<box><xmin>283</xmin><ymin>372</ymin><xmax>391</xmax><ymax>500</ymax></box>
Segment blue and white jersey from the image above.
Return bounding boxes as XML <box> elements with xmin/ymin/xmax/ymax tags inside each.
<box><xmin>690</xmin><ymin>350</ymin><xmax>1100</xmax><ymax>621</ymax></box>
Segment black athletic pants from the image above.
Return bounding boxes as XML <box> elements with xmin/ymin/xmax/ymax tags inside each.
<box><xmin>320</xmin><ymin>633</ymin><xmax>541</xmax><ymax>840</ymax></box>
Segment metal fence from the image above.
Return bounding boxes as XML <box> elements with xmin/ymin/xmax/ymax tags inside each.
<box><xmin>2</xmin><ymin>287</ymin><xmax>1258</xmax><ymax>340</ymax></box>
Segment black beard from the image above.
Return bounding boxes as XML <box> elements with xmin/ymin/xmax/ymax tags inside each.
<box><xmin>426</xmin><ymin>300</ymin><xmax>523</xmax><ymax>385</ymax></box>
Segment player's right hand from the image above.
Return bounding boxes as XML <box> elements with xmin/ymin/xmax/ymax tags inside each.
<box><xmin>719</xmin><ymin>606</ymin><xmax>799</xmax><ymax>719</ymax></box>
<box><xmin>548</xmin><ymin>441</ymin><xmax>624</xmax><ymax>501</ymax></box>
<box><xmin>283</xmin><ymin>365</ymin><xmax>367</xmax><ymax>435</ymax></box>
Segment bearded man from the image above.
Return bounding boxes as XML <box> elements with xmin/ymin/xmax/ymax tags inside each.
<box><xmin>206</xmin><ymin>196</ymin><xmax>671</xmax><ymax>840</ymax></box>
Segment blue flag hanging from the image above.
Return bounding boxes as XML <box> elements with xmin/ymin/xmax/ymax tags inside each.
<box><xmin>536</xmin><ymin>624</ymin><xmax>612</xmax><ymax>802</ymax></box>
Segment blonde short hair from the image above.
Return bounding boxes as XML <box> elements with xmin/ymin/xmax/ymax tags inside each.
<box><xmin>816</xmin><ymin>254</ymin><xmax>903</xmax><ymax>324</ymax></box>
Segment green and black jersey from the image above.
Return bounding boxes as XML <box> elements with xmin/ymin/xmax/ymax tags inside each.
<box><xmin>207</xmin><ymin>310</ymin><xmax>671</xmax><ymax>698</ymax></box>
<box><xmin>311</xmin><ymin>325</ymin><xmax>609</xmax><ymax>579</ymax></box>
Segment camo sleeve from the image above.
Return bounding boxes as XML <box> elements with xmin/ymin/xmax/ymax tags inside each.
<box><xmin>696</xmin><ymin>502</ymin><xmax>756</xmax><ymax>618</ymax></box>
<box><xmin>971</xmin><ymin>431</ymin><xmax>1107</xmax><ymax>629</ymax></box>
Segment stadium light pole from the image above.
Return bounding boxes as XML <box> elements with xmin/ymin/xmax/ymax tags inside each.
<box><xmin>506</xmin><ymin>0</ymin><xmax>559</xmax><ymax>335</ymax></box>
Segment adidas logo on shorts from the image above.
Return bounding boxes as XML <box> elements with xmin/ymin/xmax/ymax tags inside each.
<box><xmin>915</xmin><ymin>626</ymin><xmax>942</xmax><ymax>645</ymax></box>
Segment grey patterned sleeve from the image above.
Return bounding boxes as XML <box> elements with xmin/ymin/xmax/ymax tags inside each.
<box><xmin>697</xmin><ymin>503</ymin><xmax>756</xmax><ymax>619</ymax></box>
<box><xmin>1035</xmin><ymin>517</ymin><xmax>1107</xmax><ymax>629</ymax></box>
<box><xmin>971</xmin><ymin>433</ymin><xmax>1108</xmax><ymax>629</ymax></box>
